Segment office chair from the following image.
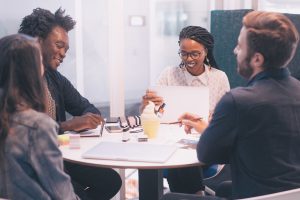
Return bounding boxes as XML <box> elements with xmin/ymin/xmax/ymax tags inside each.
<box><xmin>203</xmin><ymin>164</ymin><xmax>231</xmax><ymax>196</ymax></box>
<box><xmin>239</xmin><ymin>188</ymin><xmax>300</xmax><ymax>200</ymax></box>
<box><xmin>161</xmin><ymin>192</ymin><xmax>226</xmax><ymax>200</ymax></box>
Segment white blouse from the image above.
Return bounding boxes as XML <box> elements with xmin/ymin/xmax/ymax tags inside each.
<box><xmin>156</xmin><ymin>65</ymin><xmax>230</xmax><ymax>114</ymax></box>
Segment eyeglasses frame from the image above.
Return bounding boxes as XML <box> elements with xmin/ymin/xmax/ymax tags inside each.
<box><xmin>178</xmin><ymin>49</ymin><xmax>206</xmax><ymax>60</ymax></box>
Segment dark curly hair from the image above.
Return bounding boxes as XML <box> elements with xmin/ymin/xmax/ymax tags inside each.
<box><xmin>18</xmin><ymin>7</ymin><xmax>76</xmax><ymax>39</ymax></box>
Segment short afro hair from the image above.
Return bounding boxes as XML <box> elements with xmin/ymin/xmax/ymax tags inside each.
<box><xmin>18</xmin><ymin>7</ymin><xmax>76</xmax><ymax>39</ymax></box>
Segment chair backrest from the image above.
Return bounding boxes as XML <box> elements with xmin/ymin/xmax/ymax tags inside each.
<box><xmin>240</xmin><ymin>188</ymin><xmax>300</xmax><ymax>200</ymax></box>
<box><xmin>211</xmin><ymin>10</ymin><xmax>300</xmax><ymax>88</ymax></box>
<box><xmin>211</xmin><ymin>9</ymin><xmax>252</xmax><ymax>88</ymax></box>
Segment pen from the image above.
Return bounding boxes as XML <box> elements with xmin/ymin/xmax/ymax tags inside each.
<box><xmin>161</xmin><ymin>117</ymin><xmax>203</xmax><ymax>125</ymax></box>
<box><xmin>156</xmin><ymin>103</ymin><xmax>166</xmax><ymax>118</ymax></box>
<box><xmin>100</xmin><ymin>118</ymin><xmax>105</xmax><ymax>137</ymax></box>
<box><xmin>129</xmin><ymin>129</ymin><xmax>143</xmax><ymax>133</ymax></box>
<box><xmin>158</xmin><ymin>103</ymin><xmax>166</xmax><ymax>111</ymax></box>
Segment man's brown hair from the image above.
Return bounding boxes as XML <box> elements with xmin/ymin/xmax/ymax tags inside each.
<box><xmin>243</xmin><ymin>11</ymin><xmax>299</xmax><ymax>69</ymax></box>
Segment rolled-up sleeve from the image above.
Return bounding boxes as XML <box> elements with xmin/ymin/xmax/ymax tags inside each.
<box><xmin>197</xmin><ymin>92</ymin><xmax>238</xmax><ymax>165</ymax></box>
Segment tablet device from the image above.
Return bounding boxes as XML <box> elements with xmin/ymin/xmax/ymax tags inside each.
<box><xmin>150</xmin><ymin>85</ymin><xmax>209</xmax><ymax>123</ymax></box>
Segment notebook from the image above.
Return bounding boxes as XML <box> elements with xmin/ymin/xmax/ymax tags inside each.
<box><xmin>150</xmin><ymin>85</ymin><xmax>209</xmax><ymax>123</ymax></box>
<box><xmin>82</xmin><ymin>141</ymin><xmax>178</xmax><ymax>163</ymax></box>
<box><xmin>65</xmin><ymin>120</ymin><xmax>105</xmax><ymax>137</ymax></box>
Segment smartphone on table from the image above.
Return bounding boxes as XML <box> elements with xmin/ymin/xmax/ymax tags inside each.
<box><xmin>105</xmin><ymin>125</ymin><xmax>123</xmax><ymax>133</ymax></box>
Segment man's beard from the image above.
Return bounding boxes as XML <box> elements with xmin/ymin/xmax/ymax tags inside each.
<box><xmin>237</xmin><ymin>55</ymin><xmax>254</xmax><ymax>80</ymax></box>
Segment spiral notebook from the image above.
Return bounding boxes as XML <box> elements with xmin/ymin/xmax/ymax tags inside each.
<box><xmin>82</xmin><ymin>141</ymin><xmax>178</xmax><ymax>163</ymax></box>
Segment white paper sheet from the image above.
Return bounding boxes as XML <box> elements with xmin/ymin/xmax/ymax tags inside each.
<box><xmin>150</xmin><ymin>86</ymin><xmax>209</xmax><ymax>123</ymax></box>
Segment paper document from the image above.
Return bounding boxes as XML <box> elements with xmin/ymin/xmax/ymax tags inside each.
<box><xmin>82</xmin><ymin>141</ymin><xmax>178</xmax><ymax>163</ymax></box>
<box><xmin>151</xmin><ymin>86</ymin><xmax>209</xmax><ymax>123</ymax></box>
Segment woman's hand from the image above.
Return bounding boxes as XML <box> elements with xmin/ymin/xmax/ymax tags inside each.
<box><xmin>140</xmin><ymin>89</ymin><xmax>163</xmax><ymax>113</ymax></box>
<box><xmin>178</xmin><ymin>112</ymin><xmax>208</xmax><ymax>134</ymax></box>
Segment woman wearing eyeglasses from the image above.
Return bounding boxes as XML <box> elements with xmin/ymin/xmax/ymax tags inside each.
<box><xmin>142</xmin><ymin>26</ymin><xmax>229</xmax><ymax>115</ymax></box>
<box><xmin>141</xmin><ymin>26</ymin><xmax>230</xmax><ymax>195</ymax></box>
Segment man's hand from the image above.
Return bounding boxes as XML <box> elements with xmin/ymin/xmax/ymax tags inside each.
<box><xmin>60</xmin><ymin>113</ymin><xmax>103</xmax><ymax>132</ymax></box>
<box><xmin>140</xmin><ymin>89</ymin><xmax>163</xmax><ymax>113</ymax></box>
<box><xmin>178</xmin><ymin>112</ymin><xmax>208</xmax><ymax>134</ymax></box>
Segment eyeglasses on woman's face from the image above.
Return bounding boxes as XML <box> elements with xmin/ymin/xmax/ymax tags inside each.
<box><xmin>178</xmin><ymin>49</ymin><xmax>205</xmax><ymax>60</ymax></box>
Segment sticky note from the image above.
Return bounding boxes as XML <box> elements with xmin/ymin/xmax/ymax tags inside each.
<box><xmin>69</xmin><ymin>134</ymin><xmax>80</xmax><ymax>149</ymax></box>
<box><xmin>58</xmin><ymin>134</ymin><xmax>70</xmax><ymax>146</ymax></box>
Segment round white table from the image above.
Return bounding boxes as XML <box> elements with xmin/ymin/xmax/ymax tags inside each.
<box><xmin>60</xmin><ymin>124</ymin><xmax>201</xmax><ymax>200</ymax></box>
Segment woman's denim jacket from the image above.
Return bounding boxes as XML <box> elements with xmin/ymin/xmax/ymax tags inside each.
<box><xmin>0</xmin><ymin>109</ymin><xmax>78</xmax><ymax>200</ymax></box>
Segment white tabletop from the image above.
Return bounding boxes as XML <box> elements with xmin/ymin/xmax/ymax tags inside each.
<box><xmin>60</xmin><ymin>124</ymin><xmax>201</xmax><ymax>169</ymax></box>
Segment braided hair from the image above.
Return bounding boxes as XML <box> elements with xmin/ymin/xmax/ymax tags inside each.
<box><xmin>18</xmin><ymin>7</ymin><xmax>76</xmax><ymax>39</ymax></box>
<box><xmin>179</xmin><ymin>26</ymin><xmax>218</xmax><ymax>69</ymax></box>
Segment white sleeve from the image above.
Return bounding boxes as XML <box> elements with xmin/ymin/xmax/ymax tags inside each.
<box><xmin>156</xmin><ymin>66</ymin><xmax>173</xmax><ymax>86</ymax></box>
<box><xmin>220</xmin><ymin>71</ymin><xmax>230</xmax><ymax>94</ymax></box>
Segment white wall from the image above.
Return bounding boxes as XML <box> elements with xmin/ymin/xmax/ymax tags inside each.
<box><xmin>0</xmin><ymin>0</ymin><xmax>77</xmax><ymax>87</ymax></box>
<box><xmin>0</xmin><ymin>0</ymin><xmax>110</xmax><ymax>104</ymax></box>
<box><xmin>124</xmin><ymin>0</ymin><xmax>150</xmax><ymax>102</ymax></box>
<box><xmin>149</xmin><ymin>0</ymin><xmax>209</xmax><ymax>86</ymax></box>
<box><xmin>81</xmin><ymin>1</ymin><xmax>109</xmax><ymax>104</ymax></box>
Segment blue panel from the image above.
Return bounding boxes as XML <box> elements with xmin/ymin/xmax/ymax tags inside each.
<box><xmin>211</xmin><ymin>10</ymin><xmax>300</xmax><ymax>88</ymax></box>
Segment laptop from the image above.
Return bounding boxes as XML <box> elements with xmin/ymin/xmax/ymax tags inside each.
<box><xmin>150</xmin><ymin>85</ymin><xmax>209</xmax><ymax>123</ymax></box>
<box><xmin>82</xmin><ymin>141</ymin><xmax>178</xmax><ymax>163</ymax></box>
